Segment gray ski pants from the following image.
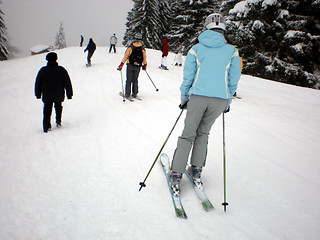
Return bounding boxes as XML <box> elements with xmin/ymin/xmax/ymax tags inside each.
<box><xmin>171</xmin><ymin>95</ymin><xmax>228</xmax><ymax>174</ymax></box>
<box><xmin>126</xmin><ymin>64</ymin><xmax>140</xmax><ymax>96</ymax></box>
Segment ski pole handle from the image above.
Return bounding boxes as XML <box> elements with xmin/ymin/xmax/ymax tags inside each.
<box><xmin>179</xmin><ymin>101</ymin><xmax>188</xmax><ymax>110</ymax></box>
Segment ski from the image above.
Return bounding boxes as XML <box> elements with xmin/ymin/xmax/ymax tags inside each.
<box><xmin>132</xmin><ymin>96</ymin><xmax>142</xmax><ymax>101</ymax></box>
<box><xmin>232</xmin><ymin>96</ymin><xmax>242</xmax><ymax>99</ymax></box>
<box><xmin>160</xmin><ymin>153</ymin><xmax>187</xmax><ymax>219</ymax></box>
<box><xmin>119</xmin><ymin>92</ymin><xmax>134</xmax><ymax>102</ymax></box>
<box><xmin>159</xmin><ymin>66</ymin><xmax>169</xmax><ymax>70</ymax></box>
<box><xmin>185</xmin><ymin>169</ymin><xmax>214</xmax><ymax>211</ymax></box>
<box><xmin>232</xmin><ymin>94</ymin><xmax>242</xmax><ymax>99</ymax></box>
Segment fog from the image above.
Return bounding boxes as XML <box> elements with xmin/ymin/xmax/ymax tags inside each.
<box><xmin>2</xmin><ymin>0</ymin><xmax>133</xmax><ymax>57</ymax></box>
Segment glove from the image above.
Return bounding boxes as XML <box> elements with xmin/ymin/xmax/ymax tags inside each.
<box><xmin>117</xmin><ymin>62</ymin><xmax>124</xmax><ymax>71</ymax></box>
<box><xmin>179</xmin><ymin>94</ymin><xmax>189</xmax><ymax>109</ymax></box>
<box><xmin>142</xmin><ymin>64</ymin><xmax>147</xmax><ymax>71</ymax></box>
<box><xmin>224</xmin><ymin>98</ymin><xmax>232</xmax><ymax>113</ymax></box>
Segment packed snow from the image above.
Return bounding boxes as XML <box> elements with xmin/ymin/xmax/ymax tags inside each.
<box><xmin>1</xmin><ymin>46</ymin><xmax>320</xmax><ymax>240</ymax></box>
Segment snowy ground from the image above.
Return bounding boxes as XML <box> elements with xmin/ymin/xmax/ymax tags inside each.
<box><xmin>1</xmin><ymin>46</ymin><xmax>320</xmax><ymax>240</ymax></box>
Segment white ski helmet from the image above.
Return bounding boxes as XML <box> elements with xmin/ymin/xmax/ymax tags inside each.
<box><xmin>204</xmin><ymin>13</ymin><xmax>226</xmax><ymax>31</ymax></box>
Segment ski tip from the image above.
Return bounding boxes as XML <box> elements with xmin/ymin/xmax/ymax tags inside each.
<box><xmin>160</xmin><ymin>153</ymin><xmax>169</xmax><ymax>158</ymax></box>
<box><xmin>160</xmin><ymin>153</ymin><xmax>169</xmax><ymax>164</ymax></box>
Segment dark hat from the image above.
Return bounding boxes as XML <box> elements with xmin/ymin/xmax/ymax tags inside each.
<box><xmin>46</xmin><ymin>52</ymin><xmax>57</xmax><ymax>62</ymax></box>
<box><xmin>134</xmin><ymin>33</ymin><xmax>143</xmax><ymax>41</ymax></box>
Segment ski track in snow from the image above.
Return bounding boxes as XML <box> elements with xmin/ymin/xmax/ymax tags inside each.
<box><xmin>1</xmin><ymin>46</ymin><xmax>320</xmax><ymax>240</ymax></box>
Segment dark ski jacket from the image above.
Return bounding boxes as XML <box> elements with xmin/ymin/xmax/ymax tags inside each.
<box><xmin>35</xmin><ymin>62</ymin><xmax>73</xmax><ymax>103</ymax></box>
<box><xmin>84</xmin><ymin>38</ymin><xmax>96</xmax><ymax>53</ymax></box>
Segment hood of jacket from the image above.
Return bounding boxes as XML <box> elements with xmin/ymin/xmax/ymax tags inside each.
<box><xmin>198</xmin><ymin>30</ymin><xmax>226</xmax><ymax>48</ymax></box>
<box><xmin>162</xmin><ymin>38</ymin><xmax>168</xmax><ymax>45</ymax></box>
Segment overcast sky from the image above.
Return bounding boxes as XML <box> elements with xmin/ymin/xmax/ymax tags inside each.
<box><xmin>2</xmin><ymin>0</ymin><xmax>134</xmax><ymax>57</ymax></box>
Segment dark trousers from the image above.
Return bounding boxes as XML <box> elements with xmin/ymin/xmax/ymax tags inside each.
<box><xmin>109</xmin><ymin>44</ymin><xmax>116</xmax><ymax>53</ymax></box>
<box><xmin>125</xmin><ymin>64</ymin><xmax>140</xmax><ymax>96</ymax></box>
<box><xmin>87</xmin><ymin>52</ymin><xmax>94</xmax><ymax>65</ymax></box>
<box><xmin>43</xmin><ymin>102</ymin><xmax>63</xmax><ymax>131</ymax></box>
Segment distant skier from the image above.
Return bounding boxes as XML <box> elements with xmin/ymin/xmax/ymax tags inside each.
<box><xmin>34</xmin><ymin>52</ymin><xmax>73</xmax><ymax>133</ymax></box>
<box><xmin>117</xmin><ymin>33</ymin><xmax>147</xmax><ymax>100</ymax></box>
<box><xmin>160</xmin><ymin>38</ymin><xmax>169</xmax><ymax>70</ymax></box>
<box><xmin>84</xmin><ymin>38</ymin><xmax>96</xmax><ymax>67</ymax></box>
<box><xmin>109</xmin><ymin>33</ymin><xmax>118</xmax><ymax>53</ymax></box>
<box><xmin>167</xmin><ymin>13</ymin><xmax>241</xmax><ymax>196</ymax></box>
<box><xmin>80</xmin><ymin>35</ymin><xmax>84</xmax><ymax>47</ymax></box>
<box><xmin>174</xmin><ymin>41</ymin><xmax>184</xmax><ymax>66</ymax></box>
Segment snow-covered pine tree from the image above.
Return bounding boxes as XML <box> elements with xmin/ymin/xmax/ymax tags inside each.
<box><xmin>158</xmin><ymin>0</ymin><xmax>174</xmax><ymax>44</ymax></box>
<box><xmin>167</xmin><ymin>0</ymin><xmax>222</xmax><ymax>53</ymax></box>
<box><xmin>55</xmin><ymin>22</ymin><xmax>66</xmax><ymax>49</ymax></box>
<box><xmin>124</xmin><ymin>0</ymin><xmax>166</xmax><ymax>49</ymax></box>
<box><xmin>0</xmin><ymin>0</ymin><xmax>9</xmax><ymax>60</ymax></box>
<box><xmin>222</xmin><ymin>0</ymin><xmax>320</xmax><ymax>89</ymax></box>
<box><xmin>123</xmin><ymin>11</ymin><xmax>135</xmax><ymax>46</ymax></box>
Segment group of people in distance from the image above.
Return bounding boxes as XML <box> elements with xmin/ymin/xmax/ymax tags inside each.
<box><xmin>34</xmin><ymin>13</ymin><xmax>241</xmax><ymax>198</ymax></box>
<box><xmin>81</xmin><ymin>33</ymin><xmax>118</xmax><ymax>68</ymax></box>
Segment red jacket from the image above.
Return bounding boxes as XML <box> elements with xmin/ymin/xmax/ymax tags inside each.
<box><xmin>162</xmin><ymin>38</ymin><xmax>169</xmax><ymax>57</ymax></box>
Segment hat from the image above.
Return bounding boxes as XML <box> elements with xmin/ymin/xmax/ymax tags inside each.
<box><xmin>204</xmin><ymin>13</ymin><xmax>226</xmax><ymax>31</ymax></box>
<box><xmin>134</xmin><ymin>33</ymin><xmax>143</xmax><ymax>41</ymax></box>
<box><xmin>46</xmin><ymin>52</ymin><xmax>57</xmax><ymax>62</ymax></box>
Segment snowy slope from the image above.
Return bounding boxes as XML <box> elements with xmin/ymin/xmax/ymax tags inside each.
<box><xmin>1</xmin><ymin>46</ymin><xmax>320</xmax><ymax>240</ymax></box>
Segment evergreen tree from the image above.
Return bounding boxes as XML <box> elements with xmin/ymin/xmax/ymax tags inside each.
<box><xmin>158</xmin><ymin>0</ymin><xmax>174</xmax><ymax>42</ymax></box>
<box><xmin>167</xmin><ymin>0</ymin><xmax>222</xmax><ymax>53</ymax></box>
<box><xmin>124</xmin><ymin>0</ymin><xmax>163</xmax><ymax>49</ymax></box>
<box><xmin>55</xmin><ymin>22</ymin><xmax>66</xmax><ymax>49</ymax></box>
<box><xmin>222</xmin><ymin>0</ymin><xmax>320</xmax><ymax>89</ymax></box>
<box><xmin>0</xmin><ymin>0</ymin><xmax>9</xmax><ymax>60</ymax></box>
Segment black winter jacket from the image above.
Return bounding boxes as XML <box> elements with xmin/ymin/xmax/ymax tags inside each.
<box><xmin>35</xmin><ymin>62</ymin><xmax>73</xmax><ymax>103</ymax></box>
<box><xmin>84</xmin><ymin>39</ymin><xmax>96</xmax><ymax>53</ymax></box>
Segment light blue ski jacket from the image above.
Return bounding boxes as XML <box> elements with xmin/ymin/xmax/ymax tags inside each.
<box><xmin>180</xmin><ymin>30</ymin><xmax>241</xmax><ymax>99</ymax></box>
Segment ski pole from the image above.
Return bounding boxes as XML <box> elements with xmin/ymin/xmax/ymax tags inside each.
<box><xmin>145</xmin><ymin>70</ymin><xmax>159</xmax><ymax>91</ymax></box>
<box><xmin>120</xmin><ymin>70</ymin><xmax>125</xmax><ymax>102</ymax></box>
<box><xmin>222</xmin><ymin>112</ymin><xmax>229</xmax><ymax>212</ymax></box>
<box><xmin>139</xmin><ymin>107</ymin><xmax>185</xmax><ymax>191</ymax></box>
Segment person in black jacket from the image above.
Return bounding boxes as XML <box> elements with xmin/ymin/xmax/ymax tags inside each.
<box><xmin>35</xmin><ymin>52</ymin><xmax>73</xmax><ymax>133</ymax></box>
<box><xmin>84</xmin><ymin>38</ymin><xmax>96</xmax><ymax>67</ymax></box>
<box><xmin>80</xmin><ymin>35</ymin><xmax>84</xmax><ymax>47</ymax></box>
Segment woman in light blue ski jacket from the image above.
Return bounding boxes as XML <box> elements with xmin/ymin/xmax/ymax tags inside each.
<box><xmin>168</xmin><ymin>14</ymin><xmax>242</xmax><ymax>200</ymax></box>
<box><xmin>181</xmin><ymin>29</ymin><xmax>241</xmax><ymax>100</ymax></box>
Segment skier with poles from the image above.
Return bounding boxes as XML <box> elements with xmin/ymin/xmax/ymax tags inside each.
<box><xmin>117</xmin><ymin>33</ymin><xmax>147</xmax><ymax>100</ymax></box>
<box><xmin>167</xmin><ymin>13</ymin><xmax>241</xmax><ymax>210</ymax></box>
